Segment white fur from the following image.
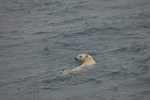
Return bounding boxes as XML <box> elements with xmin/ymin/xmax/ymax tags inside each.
<box><xmin>62</xmin><ymin>54</ymin><xmax>96</xmax><ymax>76</ymax></box>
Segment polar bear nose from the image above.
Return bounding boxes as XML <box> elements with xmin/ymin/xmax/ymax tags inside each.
<box><xmin>75</xmin><ymin>57</ymin><xmax>77</xmax><ymax>61</ymax></box>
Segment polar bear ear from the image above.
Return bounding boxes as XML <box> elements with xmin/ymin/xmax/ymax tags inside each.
<box><xmin>86</xmin><ymin>54</ymin><xmax>88</xmax><ymax>57</ymax></box>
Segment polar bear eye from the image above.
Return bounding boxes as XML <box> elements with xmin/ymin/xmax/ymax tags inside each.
<box><xmin>79</xmin><ymin>56</ymin><xmax>82</xmax><ymax>58</ymax></box>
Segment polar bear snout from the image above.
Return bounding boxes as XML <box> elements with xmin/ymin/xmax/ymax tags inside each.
<box><xmin>75</xmin><ymin>57</ymin><xmax>78</xmax><ymax>61</ymax></box>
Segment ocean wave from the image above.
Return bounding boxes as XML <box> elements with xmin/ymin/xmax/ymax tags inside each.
<box><xmin>113</xmin><ymin>43</ymin><xmax>147</xmax><ymax>54</ymax></box>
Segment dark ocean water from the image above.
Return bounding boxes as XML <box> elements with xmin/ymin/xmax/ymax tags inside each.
<box><xmin>0</xmin><ymin>0</ymin><xmax>150</xmax><ymax>100</ymax></box>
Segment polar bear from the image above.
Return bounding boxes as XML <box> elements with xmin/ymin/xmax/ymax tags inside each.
<box><xmin>62</xmin><ymin>54</ymin><xmax>96</xmax><ymax>76</ymax></box>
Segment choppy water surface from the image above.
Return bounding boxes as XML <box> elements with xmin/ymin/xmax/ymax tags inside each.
<box><xmin>0</xmin><ymin>0</ymin><xmax>150</xmax><ymax>100</ymax></box>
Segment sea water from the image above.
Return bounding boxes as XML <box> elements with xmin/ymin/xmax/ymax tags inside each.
<box><xmin>0</xmin><ymin>0</ymin><xmax>150</xmax><ymax>100</ymax></box>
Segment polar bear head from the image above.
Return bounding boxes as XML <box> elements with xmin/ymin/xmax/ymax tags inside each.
<box><xmin>74</xmin><ymin>54</ymin><xmax>96</xmax><ymax>65</ymax></box>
